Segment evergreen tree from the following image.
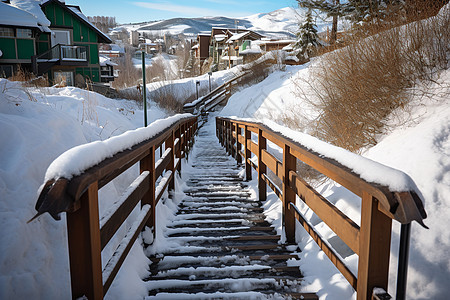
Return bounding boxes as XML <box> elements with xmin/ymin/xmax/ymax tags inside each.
<box><xmin>297</xmin><ymin>0</ymin><xmax>340</xmax><ymax>43</ymax></box>
<box><xmin>294</xmin><ymin>9</ymin><xmax>319</xmax><ymax>58</ymax></box>
<box><xmin>297</xmin><ymin>0</ymin><xmax>405</xmax><ymax>40</ymax></box>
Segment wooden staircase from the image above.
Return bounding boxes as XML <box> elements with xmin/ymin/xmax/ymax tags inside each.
<box><xmin>145</xmin><ymin>121</ymin><xmax>318</xmax><ymax>299</ymax></box>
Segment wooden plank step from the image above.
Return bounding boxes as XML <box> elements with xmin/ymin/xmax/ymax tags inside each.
<box><xmin>148</xmin><ymin>266</ymin><xmax>302</xmax><ymax>281</ymax></box>
<box><xmin>149</xmin><ymin>254</ymin><xmax>300</xmax><ymax>271</ymax></box>
<box><xmin>166</xmin><ymin>229</ymin><xmax>276</xmax><ymax>238</ymax></box>
<box><xmin>146</xmin><ymin>292</ymin><xmax>318</xmax><ymax>300</ymax></box>
<box><xmin>226</xmin><ymin>235</ymin><xmax>280</xmax><ymax>241</ymax></box>
<box><xmin>146</xmin><ymin>277</ymin><xmax>304</xmax><ymax>295</ymax></box>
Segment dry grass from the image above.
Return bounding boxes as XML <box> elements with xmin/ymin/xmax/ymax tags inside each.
<box><xmin>8</xmin><ymin>66</ymin><xmax>49</xmax><ymax>88</ymax></box>
<box><xmin>294</xmin><ymin>4</ymin><xmax>449</xmax><ymax>152</ymax></box>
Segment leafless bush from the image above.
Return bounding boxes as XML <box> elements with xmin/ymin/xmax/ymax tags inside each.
<box><xmin>238</xmin><ymin>58</ymin><xmax>274</xmax><ymax>87</ymax></box>
<box><xmin>150</xmin><ymin>82</ymin><xmax>185</xmax><ymax>113</ymax></box>
<box><xmin>112</xmin><ymin>48</ymin><xmax>141</xmax><ymax>89</ymax></box>
<box><xmin>8</xmin><ymin>66</ymin><xmax>49</xmax><ymax>87</ymax></box>
<box><xmin>294</xmin><ymin>6</ymin><xmax>449</xmax><ymax>152</ymax></box>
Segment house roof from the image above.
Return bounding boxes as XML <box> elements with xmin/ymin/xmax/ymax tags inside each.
<box><xmin>0</xmin><ymin>1</ymin><xmax>48</xmax><ymax>31</ymax></box>
<box><xmin>99</xmin><ymin>55</ymin><xmax>117</xmax><ymax>67</ymax></box>
<box><xmin>41</xmin><ymin>0</ymin><xmax>112</xmax><ymax>43</ymax></box>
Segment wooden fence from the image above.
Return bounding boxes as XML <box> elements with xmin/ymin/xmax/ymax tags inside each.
<box><xmin>183</xmin><ymin>72</ymin><xmax>248</xmax><ymax>114</ymax></box>
<box><xmin>216</xmin><ymin>117</ymin><xmax>427</xmax><ymax>300</ymax></box>
<box><xmin>34</xmin><ymin>116</ymin><xmax>198</xmax><ymax>299</ymax></box>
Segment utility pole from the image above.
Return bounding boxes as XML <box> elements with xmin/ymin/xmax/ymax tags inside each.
<box><xmin>141</xmin><ymin>51</ymin><xmax>147</xmax><ymax>127</ymax></box>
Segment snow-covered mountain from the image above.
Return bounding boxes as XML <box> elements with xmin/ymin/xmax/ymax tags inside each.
<box><xmin>117</xmin><ymin>7</ymin><xmax>332</xmax><ymax>38</ymax></box>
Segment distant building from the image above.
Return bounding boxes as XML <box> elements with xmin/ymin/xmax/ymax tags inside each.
<box><xmin>194</xmin><ymin>33</ymin><xmax>210</xmax><ymax>64</ymax></box>
<box><xmin>223</xmin><ymin>30</ymin><xmax>264</xmax><ymax>68</ymax></box>
<box><xmin>130</xmin><ymin>31</ymin><xmax>139</xmax><ymax>47</ymax></box>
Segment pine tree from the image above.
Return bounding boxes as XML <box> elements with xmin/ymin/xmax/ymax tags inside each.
<box><xmin>293</xmin><ymin>9</ymin><xmax>319</xmax><ymax>58</ymax></box>
<box><xmin>297</xmin><ymin>0</ymin><xmax>340</xmax><ymax>43</ymax></box>
<box><xmin>297</xmin><ymin>0</ymin><xmax>405</xmax><ymax>41</ymax></box>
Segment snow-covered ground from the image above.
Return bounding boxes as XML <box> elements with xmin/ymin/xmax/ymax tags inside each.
<box><xmin>118</xmin><ymin>6</ymin><xmax>339</xmax><ymax>39</ymax></box>
<box><xmin>0</xmin><ymin>16</ymin><xmax>449</xmax><ymax>299</ymax></box>
<box><xmin>219</xmin><ymin>61</ymin><xmax>450</xmax><ymax>298</ymax></box>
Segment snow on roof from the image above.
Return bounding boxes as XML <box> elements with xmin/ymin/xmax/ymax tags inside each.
<box><xmin>228</xmin><ymin>31</ymin><xmax>250</xmax><ymax>42</ymax></box>
<box><xmin>99</xmin><ymin>55</ymin><xmax>118</xmax><ymax>66</ymax></box>
<box><xmin>260</xmin><ymin>39</ymin><xmax>295</xmax><ymax>44</ymax></box>
<box><xmin>214</xmin><ymin>34</ymin><xmax>227</xmax><ymax>42</ymax></box>
<box><xmin>9</xmin><ymin>0</ymin><xmax>51</xmax><ymax>29</ymax></box>
<box><xmin>191</xmin><ymin>44</ymin><xmax>199</xmax><ymax>49</ymax></box>
<box><xmin>0</xmin><ymin>1</ymin><xmax>44</xmax><ymax>29</ymax></box>
<box><xmin>67</xmin><ymin>6</ymin><xmax>112</xmax><ymax>43</ymax></box>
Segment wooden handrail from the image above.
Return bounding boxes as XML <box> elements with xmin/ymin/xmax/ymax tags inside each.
<box><xmin>216</xmin><ymin>117</ymin><xmax>427</xmax><ymax>300</ymax></box>
<box><xmin>33</xmin><ymin>116</ymin><xmax>198</xmax><ymax>299</ymax></box>
<box><xmin>183</xmin><ymin>72</ymin><xmax>248</xmax><ymax>113</ymax></box>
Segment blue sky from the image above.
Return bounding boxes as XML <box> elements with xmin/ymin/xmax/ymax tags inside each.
<box><xmin>70</xmin><ymin>0</ymin><xmax>298</xmax><ymax>24</ymax></box>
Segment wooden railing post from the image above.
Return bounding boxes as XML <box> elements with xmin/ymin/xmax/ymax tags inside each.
<box><xmin>236</xmin><ymin>124</ymin><xmax>242</xmax><ymax>164</ymax></box>
<box><xmin>140</xmin><ymin>146</ymin><xmax>156</xmax><ymax>232</ymax></box>
<box><xmin>175</xmin><ymin>126</ymin><xmax>182</xmax><ymax>172</ymax></box>
<box><xmin>258</xmin><ymin>129</ymin><xmax>267</xmax><ymax>201</ymax></box>
<box><xmin>231</xmin><ymin>122</ymin><xmax>236</xmax><ymax>158</ymax></box>
<box><xmin>357</xmin><ymin>192</ymin><xmax>392</xmax><ymax>300</ymax></box>
<box><xmin>225</xmin><ymin>121</ymin><xmax>230</xmax><ymax>155</ymax></box>
<box><xmin>165</xmin><ymin>132</ymin><xmax>175</xmax><ymax>191</ymax></box>
<box><xmin>66</xmin><ymin>181</ymin><xmax>103</xmax><ymax>300</ymax></box>
<box><xmin>283</xmin><ymin>145</ymin><xmax>296</xmax><ymax>243</ymax></box>
<box><xmin>244</xmin><ymin>125</ymin><xmax>252</xmax><ymax>181</ymax></box>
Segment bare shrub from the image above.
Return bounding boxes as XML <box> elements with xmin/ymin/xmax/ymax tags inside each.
<box><xmin>238</xmin><ymin>57</ymin><xmax>274</xmax><ymax>87</ymax></box>
<box><xmin>8</xmin><ymin>66</ymin><xmax>49</xmax><ymax>87</ymax></box>
<box><xmin>295</xmin><ymin>6</ymin><xmax>449</xmax><ymax>152</ymax></box>
<box><xmin>112</xmin><ymin>47</ymin><xmax>141</xmax><ymax>89</ymax></box>
<box><xmin>117</xmin><ymin>88</ymin><xmax>143</xmax><ymax>108</ymax></box>
<box><xmin>150</xmin><ymin>82</ymin><xmax>185</xmax><ymax>113</ymax></box>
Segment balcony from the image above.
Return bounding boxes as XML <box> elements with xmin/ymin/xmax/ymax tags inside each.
<box><xmin>32</xmin><ymin>44</ymin><xmax>88</xmax><ymax>75</ymax></box>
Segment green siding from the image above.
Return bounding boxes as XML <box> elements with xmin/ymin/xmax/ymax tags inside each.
<box><xmin>37</xmin><ymin>41</ymin><xmax>49</xmax><ymax>54</ymax></box>
<box><xmin>72</xmin><ymin>19</ymin><xmax>81</xmax><ymax>42</ymax></box>
<box><xmin>39</xmin><ymin>34</ymin><xmax>48</xmax><ymax>41</ymax></box>
<box><xmin>44</xmin><ymin>6</ymin><xmax>55</xmax><ymax>25</ymax></box>
<box><xmin>81</xmin><ymin>24</ymin><xmax>88</xmax><ymax>43</ymax></box>
<box><xmin>0</xmin><ymin>38</ymin><xmax>16</xmax><ymax>59</ymax></box>
<box><xmin>89</xmin><ymin>44</ymin><xmax>98</xmax><ymax>64</ymax></box>
<box><xmin>63</xmin><ymin>10</ymin><xmax>72</xmax><ymax>27</ymax></box>
<box><xmin>17</xmin><ymin>39</ymin><xmax>34</xmax><ymax>59</ymax></box>
<box><xmin>88</xmin><ymin>30</ymin><xmax>97</xmax><ymax>43</ymax></box>
<box><xmin>91</xmin><ymin>68</ymin><xmax>99</xmax><ymax>82</ymax></box>
<box><xmin>54</xmin><ymin>5</ymin><xmax>64</xmax><ymax>25</ymax></box>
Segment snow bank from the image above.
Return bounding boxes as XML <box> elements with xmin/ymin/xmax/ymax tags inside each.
<box><xmin>217</xmin><ymin>45</ymin><xmax>449</xmax><ymax>298</ymax></box>
<box><xmin>0</xmin><ymin>78</ymin><xmax>169</xmax><ymax>299</ymax></box>
<box><xmin>44</xmin><ymin>113</ymin><xmax>192</xmax><ymax>182</ymax></box>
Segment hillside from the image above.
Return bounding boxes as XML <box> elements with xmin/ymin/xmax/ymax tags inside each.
<box><xmin>118</xmin><ymin>7</ymin><xmax>333</xmax><ymax>38</ymax></box>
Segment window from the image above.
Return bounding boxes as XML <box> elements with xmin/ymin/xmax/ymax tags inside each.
<box><xmin>0</xmin><ymin>65</ymin><xmax>13</xmax><ymax>78</ymax></box>
<box><xmin>16</xmin><ymin>28</ymin><xmax>32</xmax><ymax>38</ymax></box>
<box><xmin>0</xmin><ymin>27</ymin><xmax>14</xmax><ymax>37</ymax></box>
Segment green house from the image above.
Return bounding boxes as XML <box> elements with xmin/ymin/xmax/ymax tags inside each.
<box><xmin>0</xmin><ymin>0</ymin><xmax>112</xmax><ymax>85</ymax></box>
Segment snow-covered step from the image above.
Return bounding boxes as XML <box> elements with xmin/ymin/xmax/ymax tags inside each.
<box><xmin>150</xmin><ymin>254</ymin><xmax>300</xmax><ymax>271</ymax></box>
<box><xmin>146</xmin><ymin>277</ymin><xmax>304</xmax><ymax>295</ymax></box>
<box><xmin>144</xmin><ymin>118</ymin><xmax>314</xmax><ymax>298</ymax></box>
<box><xmin>146</xmin><ymin>291</ymin><xmax>318</xmax><ymax>300</ymax></box>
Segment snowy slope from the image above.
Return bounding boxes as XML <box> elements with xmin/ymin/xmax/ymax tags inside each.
<box><xmin>119</xmin><ymin>7</ymin><xmax>334</xmax><ymax>38</ymax></box>
<box><xmin>218</xmin><ymin>60</ymin><xmax>450</xmax><ymax>299</ymax></box>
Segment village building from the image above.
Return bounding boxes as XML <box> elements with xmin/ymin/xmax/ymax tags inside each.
<box><xmin>0</xmin><ymin>0</ymin><xmax>112</xmax><ymax>85</ymax></box>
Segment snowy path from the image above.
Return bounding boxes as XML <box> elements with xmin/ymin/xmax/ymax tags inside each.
<box><xmin>145</xmin><ymin>119</ymin><xmax>317</xmax><ymax>299</ymax></box>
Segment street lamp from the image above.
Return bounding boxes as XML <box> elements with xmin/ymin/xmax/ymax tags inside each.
<box><xmin>196</xmin><ymin>81</ymin><xmax>200</xmax><ymax>99</ymax></box>
<box><xmin>208</xmin><ymin>71</ymin><xmax>212</xmax><ymax>92</ymax></box>
<box><xmin>141</xmin><ymin>51</ymin><xmax>147</xmax><ymax>127</ymax></box>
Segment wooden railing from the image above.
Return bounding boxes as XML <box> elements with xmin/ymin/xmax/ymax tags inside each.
<box><xmin>33</xmin><ymin>116</ymin><xmax>198</xmax><ymax>299</ymax></box>
<box><xmin>183</xmin><ymin>72</ymin><xmax>249</xmax><ymax>114</ymax></box>
<box><xmin>216</xmin><ymin>117</ymin><xmax>427</xmax><ymax>300</ymax></box>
